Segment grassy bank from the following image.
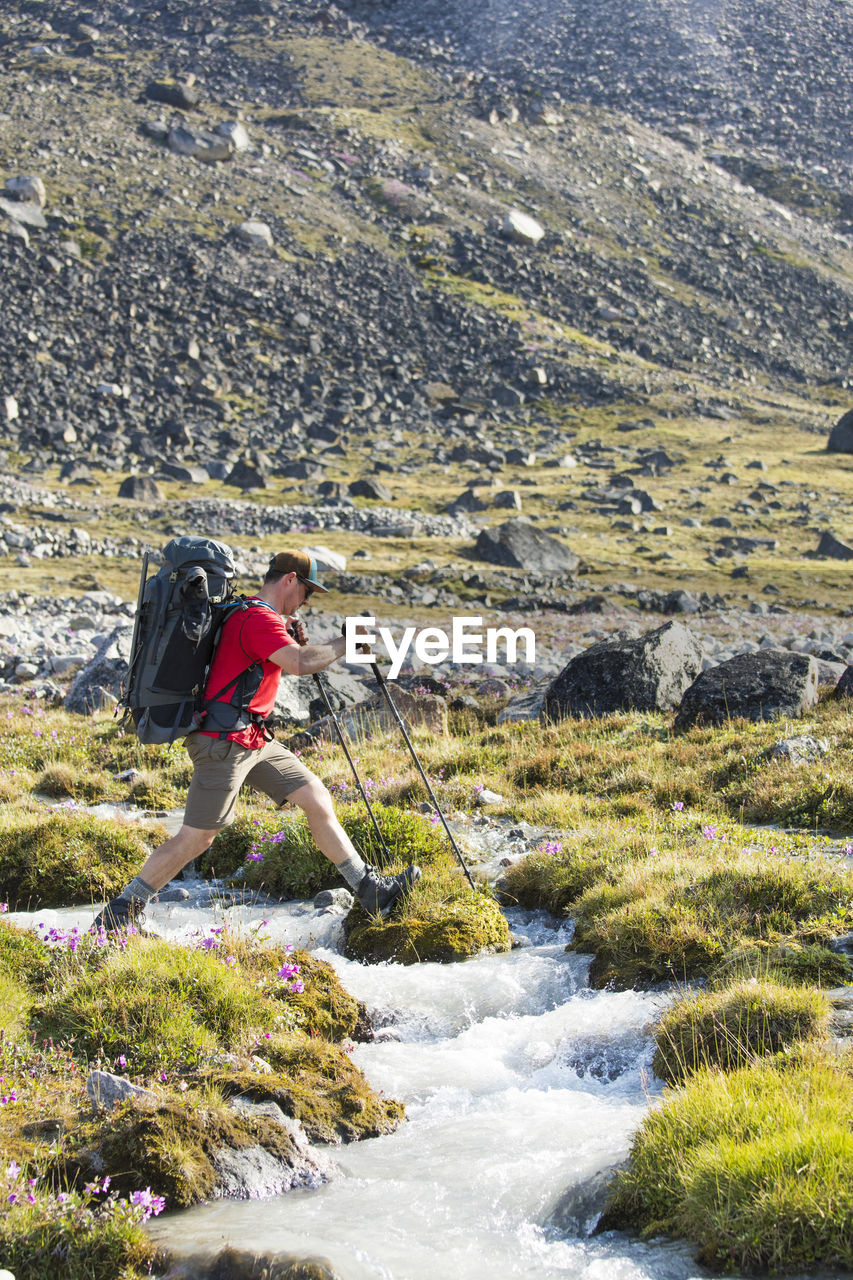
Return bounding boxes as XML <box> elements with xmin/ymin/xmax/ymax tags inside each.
<box><xmin>0</xmin><ymin>916</ymin><xmax>400</xmax><ymax>1279</ymax></box>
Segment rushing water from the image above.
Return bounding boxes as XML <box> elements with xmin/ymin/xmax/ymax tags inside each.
<box><xmin>107</xmin><ymin>897</ymin><xmax>706</xmax><ymax>1280</ymax></box>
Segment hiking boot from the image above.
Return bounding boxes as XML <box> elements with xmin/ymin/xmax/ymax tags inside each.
<box><xmin>355</xmin><ymin>865</ymin><xmax>421</xmax><ymax>918</ymax></box>
<box><xmin>90</xmin><ymin>895</ymin><xmax>145</xmax><ymax>935</ymax></box>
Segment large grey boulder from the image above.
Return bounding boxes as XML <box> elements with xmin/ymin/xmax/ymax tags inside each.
<box><xmin>815</xmin><ymin>530</ymin><xmax>853</xmax><ymax>560</ymax></box>
<box><xmin>65</xmin><ymin>624</ymin><xmax>132</xmax><ymax>714</ymax></box>
<box><xmin>827</xmin><ymin>408</ymin><xmax>853</xmax><ymax>453</ymax></box>
<box><xmin>475</xmin><ymin>519</ymin><xmax>578</xmax><ymax>572</ymax></box>
<box><xmin>675</xmin><ymin>650</ymin><xmax>820</xmax><ymax>731</ymax></box>
<box><xmin>118</xmin><ymin>474</ymin><xmax>164</xmax><ymax>502</ymax></box>
<box><xmin>543</xmin><ymin>621</ymin><xmax>703</xmax><ymax>720</ymax></box>
<box><xmin>270</xmin><ymin>668</ymin><xmax>370</xmax><ymax>727</ymax></box>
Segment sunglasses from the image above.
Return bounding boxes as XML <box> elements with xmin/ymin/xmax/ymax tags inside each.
<box><xmin>296</xmin><ymin>575</ymin><xmax>316</xmax><ymax>598</ymax></box>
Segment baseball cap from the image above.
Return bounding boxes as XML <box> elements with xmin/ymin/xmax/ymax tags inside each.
<box><xmin>268</xmin><ymin>550</ymin><xmax>329</xmax><ymax>593</ymax></box>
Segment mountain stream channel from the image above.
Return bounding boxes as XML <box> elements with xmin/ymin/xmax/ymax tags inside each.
<box><xmin>13</xmin><ymin>804</ymin><xmax>837</xmax><ymax>1280</ymax></box>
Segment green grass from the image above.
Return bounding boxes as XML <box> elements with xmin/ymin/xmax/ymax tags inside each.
<box><xmin>604</xmin><ymin>1055</ymin><xmax>853</xmax><ymax>1274</ymax></box>
<box><xmin>652</xmin><ymin>977</ymin><xmax>830</xmax><ymax>1084</ymax></box>
<box><xmin>0</xmin><ymin>806</ymin><xmax>157</xmax><ymax>910</ymax></box>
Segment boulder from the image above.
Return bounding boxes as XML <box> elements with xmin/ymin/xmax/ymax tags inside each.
<box><xmin>770</xmin><ymin>735</ymin><xmax>830</xmax><ymax>765</ymax></box>
<box><xmin>65</xmin><ymin>624</ymin><xmax>132</xmax><ymax>714</ymax></box>
<box><xmin>144</xmin><ymin>79</ymin><xmax>201</xmax><ymax>109</ymax></box>
<box><xmin>501</xmin><ymin>209</ymin><xmax>545</xmax><ymax>244</ymax></box>
<box><xmin>543</xmin><ymin>621</ymin><xmax>703</xmax><ymax>720</ymax></box>
<box><xmin>214</xmin><ymin>120</ymin><xmax>250</xmax><ymax>152</ymax></box>
<box><xmin>87</xmin><ymin>1070</ymin><xmax>156</xmax><ymax>1110</ymax></box>
<box><xmin>236</xmin><ymin>220</ymin><xmax>273</xmax><ymax>248</ymax></box>
<box><xmin>475</xmin><ymin>519</ymin><xmax>578</xmax><ymax>572</ymax></box>
<box><xmin>118</xmin><ymin>475</ymin><xmax>165</xmax><ymax>502</ymax></box>
<box><xmin>496</xmin><ymin>688</ymin><xmax>548</xmax><ymax>724</ymax></box>
<box><xmin>225</xmin><ymin>459</ymin><xmax>267</xmax><ymax>489</ymax></box>
<box><xmin>815</xmin><ymin>530</ymin><xmax>853</xmax><ymax>560</ymax></box>
<box><xmin>827</xmin><ymin>408</ymin><xmax>853</xmax><ymax>453</ymax></box>
<box><xmin>4</xmin><ymin>175</ymin><xmax>46</xmax><ymax>206</ymax></box>
<box><xmin>168</xmin><ymin>124</ymin><xmax>234</xmax><ymax>163</ymax></box>
<box><xmin>300</xmin><ymin>545</ymin><xmax>346</xmax><ymax>573</ymax></box>
<box><xmin>0</xmin><ymin>197</ymin><xmax>46</xmax><ymax>229</ymax></box>
<box><xmin>674</xmin><ymin>650</ymin><xmax>820</xmax><ymax>731</ymax></box>
<box><xmin>834</xmin><ymin>665</ymin><xmax>853</xmax><ymax>700</ymax></box>
<box><xmin>349</xmin><ymin>478</ymin><xmax>391</xmax><ymax>501</ymax></box>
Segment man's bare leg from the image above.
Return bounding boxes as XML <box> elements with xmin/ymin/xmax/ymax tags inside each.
<box><xmin>286</xmin><ymin>779</ymin><xmax>421</xmax><ymax>914</ymax></box>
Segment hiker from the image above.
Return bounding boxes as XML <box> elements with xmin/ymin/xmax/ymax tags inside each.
<box><xmin>92</xmin><ymin>550</ymin><xmax>421</xmax><ymax>932</ymax></box>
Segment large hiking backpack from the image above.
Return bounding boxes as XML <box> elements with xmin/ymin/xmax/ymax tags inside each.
<box><xmin>122</xmin><ymin>536</ymin><xmax>237</xmax><ymax>744</ymax></box>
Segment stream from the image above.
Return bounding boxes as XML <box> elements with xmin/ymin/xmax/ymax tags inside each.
<box><xmin>142</xmin><ymin>894</ymin><xmax>709</xmax><ymax>1280</ymax></box>
<box><xmin>9</xmin><ymin>805</ymin><xmax>768</xmax><ymax>1279</ymax></box>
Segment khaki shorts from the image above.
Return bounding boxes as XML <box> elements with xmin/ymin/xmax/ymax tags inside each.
<box><xmin>182</xmin><ymin>733</ymin><xmax>318</xmax><ymax>830</ymax></box>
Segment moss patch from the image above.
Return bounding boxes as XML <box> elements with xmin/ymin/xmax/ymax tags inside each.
<box><xmin>208</xmin><ymin>1034</ymin><xmax>404</xmax><ymax>1144</ymax></box>
<box><xmin>67</xmin><ymin>1090</ymin><xmax>306</xmax><ymax>1208</ymax></box>
<box><xmin>344</xmin><ymin>870</ymin><xmax>510</xmax><ymax>965</ymax></box>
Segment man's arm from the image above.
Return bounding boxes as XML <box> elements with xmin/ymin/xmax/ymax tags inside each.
<box><xmin>268</xmin><ymin>635</ymin><xmax>348</xmax><ymax>675</ymax></box>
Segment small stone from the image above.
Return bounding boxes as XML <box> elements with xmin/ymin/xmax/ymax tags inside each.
<box><xmin>475</xmin><ymin>787</ymin><xmax>505</xmax><ymax>805</ymax></box>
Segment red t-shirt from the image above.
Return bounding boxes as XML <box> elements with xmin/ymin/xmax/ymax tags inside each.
<box><xmin>199</xmin><ymin>599</ymin><xmax>295</xmax><ymax>748</ymax></box>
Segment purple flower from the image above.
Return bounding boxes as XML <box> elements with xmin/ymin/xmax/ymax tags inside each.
<box><xmin>117</xmin><ymin>1055</ymin><xmax>127</xmax><ymax>1069</ymax></box>
<box><xmin>290</xmin><ymin>979</ymin><xmax>305</xmax><ymax>994</ymax></box>
<box><xmin>277</xmin><ymin>962</ymin><xmax>299</xmax><ymax>982</ymax></box>
<box><xmin>671</xmin><ymin>800</ymin><xmax>684</xmax><ymax>812</ymax></box>
<box><xmin>6</xmin><ymin>1161</ymin><xmax>20</xmax><ymax>1181</ymax></box>
<box><xmin>130</xmin><ymin>1187</ymin><xmax>166</xmax><ymax>1219</ymax></box>
<box><xmin>702</xmin><ymin>825</ymin><xmax>717</xmax><ymax>840</ymax></box>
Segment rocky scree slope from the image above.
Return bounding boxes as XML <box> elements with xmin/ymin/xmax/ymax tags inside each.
<box><xmin>342</xmin><ymin>0</ymin><xmax>853</xmax><ymax>200</ymax></box>
<box><xmin>0</xmin><ymin>0</ymin><xmax>850</xmax><ymax>496</ymax></box>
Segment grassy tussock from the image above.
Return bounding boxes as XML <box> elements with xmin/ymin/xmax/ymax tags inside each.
<box><xmin>571</xmin><ymin>845</ymin><xmax>852</xmax><ymax>988</ymax></box>
<box><xmin>345</xmin><ymin>860</ymin><xmax>510</xmax><ymax>964</ymax></box>
<box><xmin>0</xmin><ymin>806</ymin><xmax>156</xmax><ymax>910</ymax></box>
<box><xmin>604</xmin><ymin>1055</ymin><xmax>853</xmax><ymax>1274</ymax></box>
<box><xmin>0</xmin><ymin>917</ymin><xmax>404</xmax><ymax>1255</ymax></box>
<box><xmin>652</xmin><ymin>978</ymin><xmax>830</xmax><ymax>1083</ymax></box>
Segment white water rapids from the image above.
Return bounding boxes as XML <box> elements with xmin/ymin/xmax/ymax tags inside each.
<box><xmin>135</xmin><ymin>898</ymin><xmax>710</xmax><ymax>1280</ymax></box>
<box><xmin>10</xmin><ymin>801</ymin><xmax>725</xmax><ymax>1278</ymax></box>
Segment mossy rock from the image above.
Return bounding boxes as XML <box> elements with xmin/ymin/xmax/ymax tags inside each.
<box><xmin>207</xmin><ymin>1037</ymin><xmax>404</xmax><ymax>1143</ymax></box>
<box><xmin>186</xmin><ymin>1249</ymin><xmax>341</xmax><ymax>1280</ymax></box>
<box><xmin>291</xmin><ymin>951</ymin><xmax>371</xmax><ymax>1041</ymax></box>
<box><xmin>68</xmin><ymin>1093</ymin><xmax>306</xmax><ymax>1208</ymax></box>
<box><xmin>653</xmin><ymin>979</ymin><xmax>829</xmax><ymax>1084</ymax></box>
<box><xmin>343</xmin><ymin>890</ymin><xmax>511</xmax><ymax>964</ymax></box>
<box><xmin>0</xmin><ymin>810</ymin><xmax>148</xmax><ymax>909</ymax></box>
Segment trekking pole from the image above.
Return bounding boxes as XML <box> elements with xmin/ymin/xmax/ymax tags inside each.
<box><xmin>312</xmin><ymin>672</ymin><xmax>393</xmax><ymax>869</ymax></box>
<box><xmin>369</xmin><ymin>661</ymin><xmax>476</xmax><ymax>890</ymax></box>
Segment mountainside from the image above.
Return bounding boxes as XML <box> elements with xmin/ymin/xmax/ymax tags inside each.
<box><xmin>0</xmin><ymin>0</ymin><xmax>852</xmax><ymax>611</ymax></box>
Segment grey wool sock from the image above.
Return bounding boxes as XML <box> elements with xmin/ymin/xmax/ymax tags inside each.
<box><xmin>119</xmin><ymin>876</ymin><xmax>156</xmax><ymax>907</ymax></box>
<box><xmin>337</xmin><ymin>852</ymin><xmax>368</xmax><ymax>892</ymax></box>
